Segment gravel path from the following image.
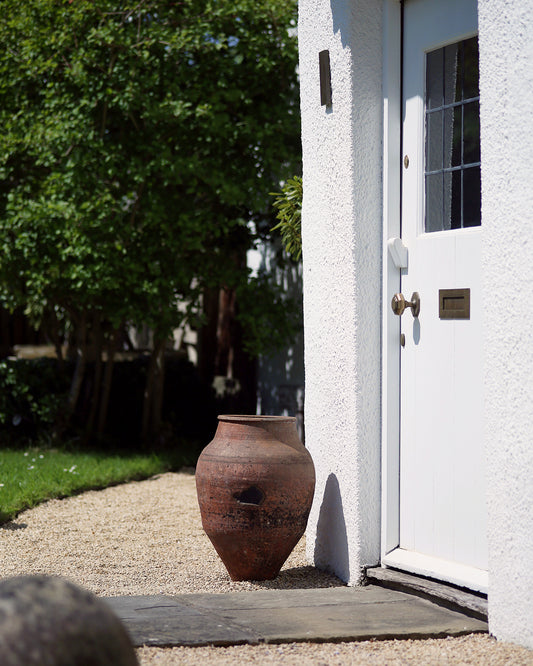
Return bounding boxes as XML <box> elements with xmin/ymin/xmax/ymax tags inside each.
<box><xmin>1</xmin><ymin>471</ymin><xmax>532</xmax><ymax>664</ymax></box>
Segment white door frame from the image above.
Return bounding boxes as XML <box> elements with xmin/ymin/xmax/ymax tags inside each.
<box><xmin>381</xmin><ymin>0</ymin><xmax>403</xmax><ymax>560</ymax></box>
<box><xmin>380</xmin><ymin>0</ymin><xmax>488</xmax><ymax>593</ymax></box>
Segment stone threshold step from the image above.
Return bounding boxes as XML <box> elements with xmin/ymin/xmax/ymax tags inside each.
<box><xmin>104</xmin><ymin>585</ymin><xmax>488</xmax><ymax>648</ymax></box>
<box><xmin>365</xmin><ymin>567</ymin><xmax>488</xmax><ymax>621</ymax></box>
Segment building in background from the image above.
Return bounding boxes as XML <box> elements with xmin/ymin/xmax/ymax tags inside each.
<box><xmin>248</xmin><ymin>239</ymin><xmax>305</xmax><ymax>439</ymax></box>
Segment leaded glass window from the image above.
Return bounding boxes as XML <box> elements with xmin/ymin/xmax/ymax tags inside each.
<box><xmin>425</xmin><ymin>37</ymin><xmax>481</xmax><ymax>232</ymax></box>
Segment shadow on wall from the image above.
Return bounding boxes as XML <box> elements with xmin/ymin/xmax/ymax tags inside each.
<box><xmin>314</xmin><ymin>473</ymin><xmax>350</xmax><ymax>582</ymax></box>
<box><xmin>330</xmin><ymin>0</ymin><xmax>354</xmax><ymax>48</ymax></box>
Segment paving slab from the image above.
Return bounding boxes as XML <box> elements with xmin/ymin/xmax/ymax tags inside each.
<box><xmin>104</xmin><ymin>585</ymin><xmax>488</xmax><ymax>648</ymax></box>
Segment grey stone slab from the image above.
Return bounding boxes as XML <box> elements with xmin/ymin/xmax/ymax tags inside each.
<box><xmin>103</xmin><ymin>586</ymin><xmax>488</xmax><ymax>648</ymax></box>
<box><xmin>104</xmin><ymin>596</ymin><xmax>256</xmax><ymax>647</ymax></box>
<box><xmin>193</xmin><ymin>596</ymin><xmax>487</xmax><ymax>643</ymax></box>
<box><xmin>179</xmin><ymin>586</ymin><xmax>403</xmax><ymax>611</ymax></box>
<box><xmin>104</xmin><ymin>595</ymin><xmax>191</xmax><ymax>619</ymax></box>
<box><xmin>116</xmin><ymin>614</ymin><xmax>256</xmax><ymax>647</ymax></box>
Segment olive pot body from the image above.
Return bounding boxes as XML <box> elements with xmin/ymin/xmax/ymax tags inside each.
<box><xmin>195</xmin><ymin>415</ymin><xmax>315</xmax><ymax>581</ymax></box>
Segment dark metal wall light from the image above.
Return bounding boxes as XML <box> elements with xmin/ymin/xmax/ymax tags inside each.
<box><xmin>319</xmin><ymin>50</ymin><xmax>332</xmax><ymax>106</ymax></box>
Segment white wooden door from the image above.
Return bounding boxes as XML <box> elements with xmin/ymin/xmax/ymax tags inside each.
<box><xmin>385</xmin><ymin>0</ymin><xmax>488</xmax><ymax>592</ymax></box>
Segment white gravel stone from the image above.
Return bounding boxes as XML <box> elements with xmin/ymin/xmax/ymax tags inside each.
<box><xmin>1</xmin><ymin>472</ymin><xmax>532</xmax><ymax>664</ymax></box>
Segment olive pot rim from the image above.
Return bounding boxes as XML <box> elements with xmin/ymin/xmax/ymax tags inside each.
<box><xmin>217</xmin><ymin>414</ymin><xmax>296</xmax><ymax>423</ymax></box>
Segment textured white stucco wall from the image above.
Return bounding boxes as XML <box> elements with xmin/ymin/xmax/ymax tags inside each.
<box><xmin>300</xmin><ymin>0</ymin><xmax>533</xmax><ymax>646</ymax></box>
<box><xmin>478</xmin><ymin>0</ymin><xmax>533</xmax><ymax>649</ymax></box>
<box><xmin>298</xmin><ymin>0</ymin><xmax>383</xmax><ymax>584</ymax></box>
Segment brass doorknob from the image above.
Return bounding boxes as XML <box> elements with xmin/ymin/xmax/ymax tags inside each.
<box><xmin>391</xmin><ymin>292</ymin><xmax>420</xmax><ymax>317</ymax></box>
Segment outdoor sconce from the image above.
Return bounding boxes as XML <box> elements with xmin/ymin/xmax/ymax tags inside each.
<box><xmin>319</xmin><ymin>50</ymin><xmax>332</xmax><ymax>106</ymax></box>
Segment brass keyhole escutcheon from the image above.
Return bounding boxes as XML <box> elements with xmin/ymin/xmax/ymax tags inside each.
<box><xmin>391</xmin><ymin>292</ymin><xmax>420</xmax><ymax>318</ymax></box>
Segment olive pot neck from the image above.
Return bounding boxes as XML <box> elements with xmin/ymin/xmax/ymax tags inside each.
<box><xmin>216</xmin><ymin>415</ymin><xmax>301</xmax><ymax>450</ymax></box>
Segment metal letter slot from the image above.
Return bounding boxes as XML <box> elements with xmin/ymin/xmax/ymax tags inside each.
<box><xmin>439</xmin><ymin>288</ymin><xmax>470</xmax><ymax>319</ymax></box>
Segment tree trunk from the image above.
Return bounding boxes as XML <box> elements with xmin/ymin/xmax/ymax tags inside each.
<box><xmin>215</xmin><ymin>287</ymin><xmax>237</xmax><ymax>378</ymax></box>
<box><xmin>142</xmin><ymin>336</ymin><xmax>166</xmax><ymax>446</ymax></box>
<box><xmin>68</xmin><ymin>313</ymin><xmax>88</xmax><ymax>414</ymax></box>
<box><xmin>151</xmin><ymin>339</ymin><xmax>165</xmax><ymax>441</ymax></box>
<box><xmin>85</xmin><ymin>313</ymin><xmax>103</xmax><ymax>443</ymax></box>
<box><xmin>44</xmin><ymin>307</ymin><xmax>65</xmax><ymax>375</ymax></box>
<box><xmin>55</xmin><ymin>311</ymin><xmax>87</xmax><ymax>438</ymax></box>
<box><xmin>97</xmin><ymin>326</ymin><xmax>121</xmax><ymax>438</ymax></box>
<box><xmin>197</xmin><ymin>287</ymin><xmax>219</xmax><ymax>384</ymax></box>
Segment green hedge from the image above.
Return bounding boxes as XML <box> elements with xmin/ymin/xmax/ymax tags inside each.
<box><xmin>0</xmin><ymin>358</ymin><xmax>69</xmax><ymax>440</ymax></box>
<box><xmin>0</xmin><ymin>355</ymin><xmax>218</xmax><ymax>453</ymax></box>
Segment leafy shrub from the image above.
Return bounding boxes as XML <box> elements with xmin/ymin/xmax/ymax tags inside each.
<box><xmin>0</xmin><ymin>359</ymin><xmax>69</xmax><ymax>441</ymax></box>
<box><xmin>271</xmin><ymin>176</ymin><xmax>303</xmax><ymax>260</ymax></box>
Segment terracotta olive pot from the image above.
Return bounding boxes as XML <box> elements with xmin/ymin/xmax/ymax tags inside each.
<box><xmin>195</xmin><ymin>415</ymin><xmax>315</xmax><ymax>581</ymax></box>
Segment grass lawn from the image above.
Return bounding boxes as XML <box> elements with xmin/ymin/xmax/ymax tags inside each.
<box><xmin>0</xmin><ymin>445</ymin><xmax>192</xmax><ymax>523</ymax></box>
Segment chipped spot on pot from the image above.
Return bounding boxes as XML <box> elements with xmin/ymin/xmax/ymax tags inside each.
<box><xmin>233</xmin><ymin>486</ymin><xmax>265</xmax><ymax>506</ymax></box>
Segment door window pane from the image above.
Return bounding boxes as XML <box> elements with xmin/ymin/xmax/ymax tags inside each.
<box><xmin>426</xmin><ymin>173</ymin><xmax>444</xmax><ymax>232</ymax></box>
<box><xmin>451</xmin><ymin>169</ymin><xmax>462</xmax><ymax>229</ymax></box>
<box><xmin>463</xmin><ymin>38</ymin><xmax>480</xmax><ymax>99</ymax></box>
<box><xmin>424</xmin><ymin>36</ymin><xmax>481</xmax><ymax>232</ymax></box>
<box><xmin>463</xmin><ymin>166</ymin><xmax>481</xmax><ymax>227</ymax></box>
<box><xmin>444</xmin><ymin>42</ymin><xmax>460</xmax><ymax>106</ymax></box>
<box><xmin>463</xmin><ymin>101</ymin><xmax>480</xmax><ymax>164</ymax></box>
<box><xmin>442</xmin><ymin>106</ymin><xmax>462</xmax><ymax>168</ymax></box>
<box><xmin>426</xmin><ymin>48</ymin><xmax>444</xmax><ymax>109</ymax></box>
<box><xmin>426</xmin><ymin>111</ymin><xmax>443</xmax><ymax>172</ymax></box>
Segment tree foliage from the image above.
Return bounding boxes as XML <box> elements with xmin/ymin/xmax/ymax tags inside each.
<box><xmin>0</xmin><ymin>0</ymin><xmax>301</xmax><ymax>443</ymax></box>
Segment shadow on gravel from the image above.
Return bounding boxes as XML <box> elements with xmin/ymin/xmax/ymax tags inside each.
<box><xmin>255</xmin><ymin>565</ymin><xmax>346</xmax><ymax>590</ymax></box>
<box><xmin>1</xmin><ymin>521</ymin><xmax>28</xmax><ymax>531</ymax></box>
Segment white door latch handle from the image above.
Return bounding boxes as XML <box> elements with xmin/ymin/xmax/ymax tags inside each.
<box><xmin>388</xmin><ymin>237</ymin><xmax>408</xmax><ymax>269</ymax></box>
